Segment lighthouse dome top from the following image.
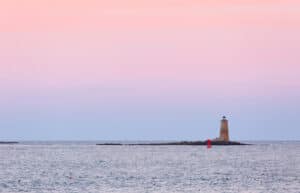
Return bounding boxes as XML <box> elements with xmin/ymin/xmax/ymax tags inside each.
<box><xmin>222</xmin><ymin>116</ymin><xmax>227</xmax><ymax>119</ymax></box>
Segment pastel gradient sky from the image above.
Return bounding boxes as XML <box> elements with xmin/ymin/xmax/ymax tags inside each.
<box><xmin>1</xmin><ymin>0</ymin><xmax>300</xmax><ymax>140</ymax></box>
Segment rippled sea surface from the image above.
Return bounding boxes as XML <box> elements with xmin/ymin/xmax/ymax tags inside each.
<box><xmin>0</xmin><ymin>141</ymin><xmax>299</xmax><ymax>193</ymax></box>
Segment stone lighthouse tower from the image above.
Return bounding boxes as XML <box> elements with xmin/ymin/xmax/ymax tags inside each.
<box><xmin>219</xmin><ymin>116</ymin><xmax>230</xmax><ymax>141</ymax></box>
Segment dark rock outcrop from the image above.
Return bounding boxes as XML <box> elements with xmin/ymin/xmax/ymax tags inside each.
<box><xmin>96</xmin><ymin>140</ymin><xmax>249</xmax><ymax>146</ymax></box>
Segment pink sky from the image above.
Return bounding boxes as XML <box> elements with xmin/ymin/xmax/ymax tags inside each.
<box><xmin>1</xmin><ymin>1</ymin><xmax>300</xmax><ymax>30</ymax></box>
<box><xmin>1</xmin><ymin>1</ymin><xmax>300</xmax><ymax>140</ymax></box>
<box><xmin>1</xmin><ymin>0</ymin><xmax>300</xmax><ymax>102</ymax></box>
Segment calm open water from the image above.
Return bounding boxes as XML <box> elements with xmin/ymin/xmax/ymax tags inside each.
<box><xmin>0</xmin><ymin>141</ymin><xmax>299</xmax><ymax>193</ymax></box>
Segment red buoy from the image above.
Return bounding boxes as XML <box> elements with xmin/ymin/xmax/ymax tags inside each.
<box><xmin>207</xmin><ymin>139</ymin><xmax>212</xmax><ymax>148</ymax></box>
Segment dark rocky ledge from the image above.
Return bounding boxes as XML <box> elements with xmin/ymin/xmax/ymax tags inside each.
<box><xmin>96</xmin><ymin>140</ymin><xmax>249</xmax><ymax>146</ymax></box>
<box><xmin>0</xmin><ymin>141</ymin><xmax>19</xmax><ymax>144</ymax></box>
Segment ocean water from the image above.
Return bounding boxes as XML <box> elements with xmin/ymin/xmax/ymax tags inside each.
<box><xmin>0</xmin><ymin>141</ymin><xmax>299</xmax><ymax>193</ymax></box>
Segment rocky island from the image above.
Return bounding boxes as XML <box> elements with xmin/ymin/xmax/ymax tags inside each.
<box><xmin>97</xmin><ymin>116</ymin><xmax>249</xmax><ymax>146</ymax></box>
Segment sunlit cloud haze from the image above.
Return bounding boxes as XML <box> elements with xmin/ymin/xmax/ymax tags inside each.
<box><xmin>0</xmin><ymin>0</ymin><xmax>300</xmax><ymax>140</ymax></box>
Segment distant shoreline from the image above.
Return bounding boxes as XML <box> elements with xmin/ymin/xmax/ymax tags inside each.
<box><xmin>5</xmin><ymin>141</ymin><xmax>300</xmax><ymax>145</ymax></box>
<box><xmin>0</xmin><ymin>141</ymin><xmax>19</xmax><ymax>144</ymax></box>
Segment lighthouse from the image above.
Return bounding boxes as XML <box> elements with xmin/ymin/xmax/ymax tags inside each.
<box><xmin>218</xmin><ymin>116</ymin><xmax>230</xmax><ymax>141</ymax></box>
